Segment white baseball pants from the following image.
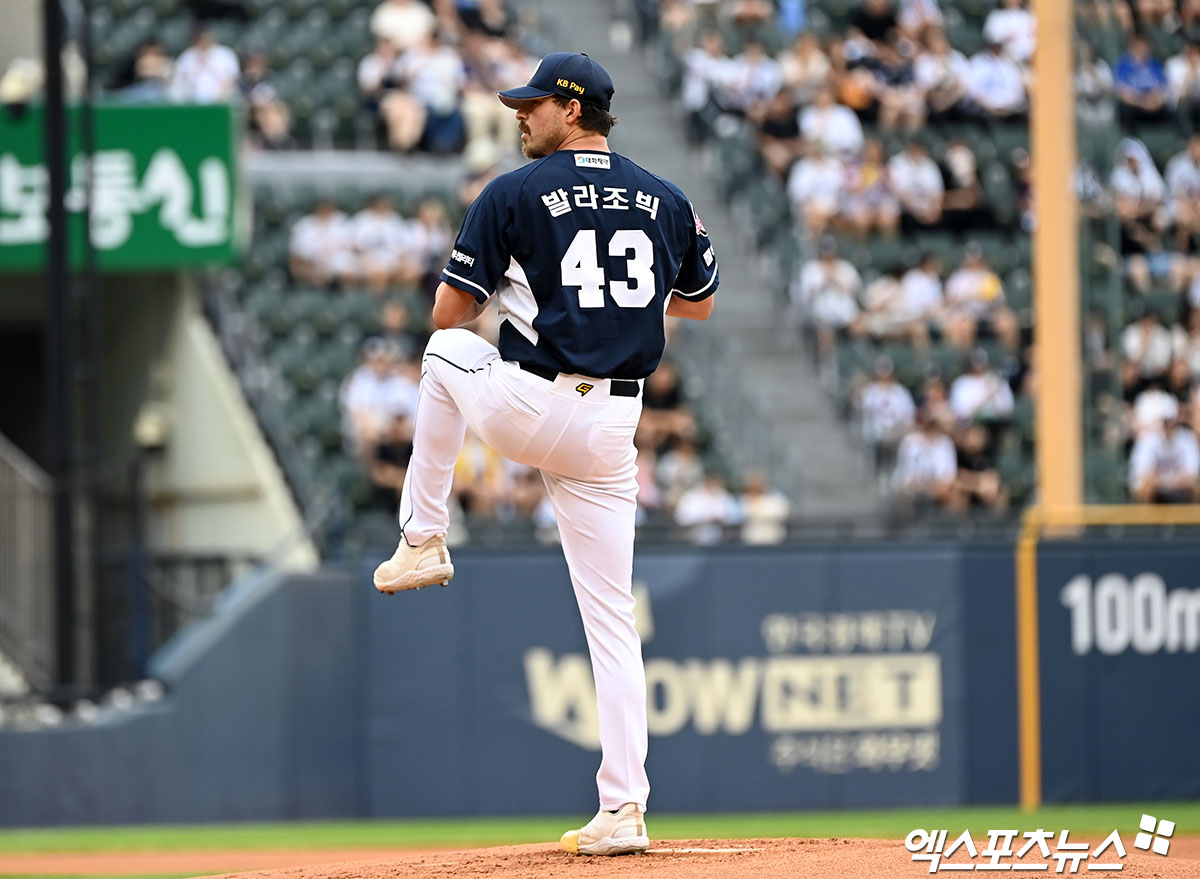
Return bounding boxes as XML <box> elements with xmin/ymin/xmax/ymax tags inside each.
<box><xmin>398</xmin><ymin>328</ymin><xmax>650</xmax><ymax>811</ymax></box>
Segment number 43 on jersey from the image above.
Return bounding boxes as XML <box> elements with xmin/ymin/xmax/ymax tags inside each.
<box><xmin>561</xmin><ymin>229</ymin><xmax>655</xmax><ymax>308</ymax></box>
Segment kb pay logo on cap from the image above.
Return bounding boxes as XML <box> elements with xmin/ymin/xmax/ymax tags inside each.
<box><xmin>575</xmin><ymin>153</ymin><xmax>610</xmax><ymax>169</ymax></box>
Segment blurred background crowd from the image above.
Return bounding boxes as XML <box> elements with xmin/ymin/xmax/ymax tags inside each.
<box><xmin>5</xmin><ymin>0</ymin><xmax>1198</xmax><ymax>550</ymax></box>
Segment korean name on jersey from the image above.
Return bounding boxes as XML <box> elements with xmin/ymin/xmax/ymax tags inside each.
<box><xmin>440</xmin><ymin>150</ymin><xmax>719</xmax><ymax>380</ymax></box>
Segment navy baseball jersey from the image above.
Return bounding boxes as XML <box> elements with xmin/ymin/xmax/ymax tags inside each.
<box><xmin>439</xmin><ymin>149</ymin><xmax>719</xmax><ymax>379</ymax></box>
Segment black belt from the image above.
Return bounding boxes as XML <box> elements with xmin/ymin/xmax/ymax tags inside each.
<box><xmin>519</xmin><ymin>362</ymin><xmax>641</xmax><ymax>397</ymax></box>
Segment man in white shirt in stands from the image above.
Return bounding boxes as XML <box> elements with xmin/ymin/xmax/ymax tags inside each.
<box><xmin>1166</xmin><ymin>134</ymin><xmax>1200</xmax><ymax>250</ymax></box>
<box><xmin>799</xmin><ymin>85</ymin><xmax>864</xmax><ymax>157</ymax></box>
<box><xmin>352</xmin><ymin>193</ymin><xmax>418</xmax><ymax>293</ymax></box>
<box><xmin>340</xmin><ymin>337</ymin><xmax>420</xmax><ymax>458</ymax></box>
<box><xmin>982</xmin><ymin>0</ymin><xmax>1035</xmax><ymax>65</ymax></box>
<box><xmin>968</xmin><ymin>39</ymin><xmax>1027</xmax><ymax>118</ymax></box>
<box><xmin>1129</xmin><ymin>413</ymin><xmax>1200</xmax><ymax>503</ymax></box>
<box><xmin>721</xmin><ymin>40</ymin><xmax>782</xmax><ymax>115</ymax></box>
<box><xmin>170</xmin><ymin>25</ymin><xmax>239</xmax><ymax>103</ymax></box>
<box><xmin>892</xmin><ymin>408</ymin><xmax>959</xmax><ymax>510</ymax></box>
<box><xmin>370</xmin><ymin>0</ymin><xmax>436</xmax><ymax>53</ymax></box>
<box><xmin>858</xmin><ymin>355</ymin><xmax>916</xmax><ymax>472</ymax></box>
<box><xmin>1166</xmin><ymin>40</ymin><xmax>1200</xmax><ymax>129</ymax></box>
<box><xmin>787</xmin><ymin>147</ymin><xmax>845</xmax><ymax>236</ymax></box>
<box><xmin>791</xmin><ymin>236</ymin><xmax>862</xmax><ymax>358</ymax></box>
<box><xmin>289</xmin><ymin>198</ymin><xmax>357</xmax><ymax>288</ymax></box>
<box><xmin>949</xmin><ymin>348</ymin><xmax>1014</xmax><ymax>426</ymax></box>
<box><xmin>887</xmin><ymin>140</ymin><xmax>943</xmax><ymax>228</ymax></box>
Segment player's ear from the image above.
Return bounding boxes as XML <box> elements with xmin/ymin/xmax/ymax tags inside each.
<box><xmin>567</xmin><ymin>99</ymin><xmax>581</xmax><ymax>122</ymax></box>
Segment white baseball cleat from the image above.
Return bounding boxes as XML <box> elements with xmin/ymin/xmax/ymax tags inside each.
<box><xmin>373</xmin><ymin>535</ymin><xmax>454</xmax><ymax>593</ymax></box>
<box><xmin>560</xmin><ymin>803</ymin><xmax>649</xmax><ymax>855</ymax></box>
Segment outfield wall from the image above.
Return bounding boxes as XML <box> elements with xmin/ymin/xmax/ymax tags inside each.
<box><xmin>0</xmin><ymin>541</ymin><xmax>1194</xmax><ymax>825</ymax></box>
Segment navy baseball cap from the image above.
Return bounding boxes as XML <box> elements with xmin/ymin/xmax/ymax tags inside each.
<box><xmin>497</xmin><ymin>52</ymin><xmax>614</xmax><ymax>111</ymax></box>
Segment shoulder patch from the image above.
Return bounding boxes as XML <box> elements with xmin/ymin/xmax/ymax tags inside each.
<box><xmin>574</xmin><ymin>153</ymin><xmax>611</xmax><ymax>169</ymax></box>
<box><xmin>690</xmin><ymin>202</ymin><xmax>709</xmax><ymax>237</ymax></box>
<box><xmin>450</xmin><ymin>245</ymin><xmax>477</xmax><ymax>267</ymax></box>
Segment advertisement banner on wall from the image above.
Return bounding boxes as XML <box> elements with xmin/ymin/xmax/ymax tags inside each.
<box><xmin>1037</xmin><ymin>543</ymin><xmax>1200</xmax><ymax>802</ymax></box>
<box><xmin>0</xmin><ymin>103</ymin><xmax>239</xmax><ymax>270</ymax></box>
<box><xmin>365</xmin><ymin>547</ymin><xmax>966</xmax><ymax>814</ymax></box>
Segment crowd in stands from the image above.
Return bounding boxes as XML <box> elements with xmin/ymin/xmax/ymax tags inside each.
<box><xmin>652</xmin><ymin>0</ymin><xmax>1200</xmax><ymax>513</ymax></box>
<box><xmin>330</xmin><ymin>288</ymin><xmax>791</xmax><ymax>544</ymax></box>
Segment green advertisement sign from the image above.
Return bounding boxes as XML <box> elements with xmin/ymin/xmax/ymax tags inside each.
<box><xmin>0</xmin><ymin>103</ymin><xmax>240</xmax><ymax>270</ymax></box>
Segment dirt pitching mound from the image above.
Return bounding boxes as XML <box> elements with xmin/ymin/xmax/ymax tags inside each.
<box><xmin>196</xmin><ymin>836</ymin><xmax>1200</xmax><ymax>879</ymax></box>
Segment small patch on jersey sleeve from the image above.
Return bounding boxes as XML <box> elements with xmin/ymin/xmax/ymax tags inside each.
<box><xmin>449</xmin><ymin>245</ymin><xmax>477</xmax><ymax>267</ymax></box>
<box><xmin>703</xmin><ymin>245</ymin><xmax>714</xmax><ymax>266</ymax></box>
<box><xmin>574</xmin><ymin>153</ymin><xmax>611</xmax><ymax>169</ymax></box>
<box><xmin>690</xmin><ymin>202</ymin><xmax>708</xmax><ymax>237</ymax></box>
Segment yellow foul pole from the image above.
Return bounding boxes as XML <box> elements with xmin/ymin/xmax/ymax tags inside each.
<box><xmin>1021</xmin><ymin>0</ymin><xmax>1082</xmax><ymax>811</ymax></box>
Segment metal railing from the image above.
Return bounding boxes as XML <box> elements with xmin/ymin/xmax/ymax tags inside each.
<box><xmin>0</xmin><ymin>432</ymin><xmax>55</xmax><ymax>691</ymax></box>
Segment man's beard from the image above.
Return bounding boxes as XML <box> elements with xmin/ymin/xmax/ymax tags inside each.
<box><xmin>521</xmin><ymin>122</ymin><xmax>561</xmax><ymax>159</ymax></box>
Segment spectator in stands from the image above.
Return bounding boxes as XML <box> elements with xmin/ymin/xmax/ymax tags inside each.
<box><xmin>1130</xmin><ymin>385</ymin><xmax>1180</xmax><ymax>438</ymax></box>
<box><xmin>681</xmin><ymin>30</ymin><xmax>731</xmax><ymax>142</ymax></box>
<box><xmin>1075</xmin><ymin>40</ymin><xmax>1115</xmax><ymax>131</ymax></box>
<box><xmin>238</xmin><ymin>51</ymin><xmax>293</xmax><ymax>150</ymax></box>
<box><xmin>1121</xmin><ymin>304</ymin><xmax>1175</xmax><ymax>399</ymax></box>
<box><xmin>949</xmin><ymin>347</ymin><xmax>1015</xmax><ymax>429</ymax></box>
<box><xmin>1128</xmin><ymin>412</ymin><xmax>1200</xmax><ymax>502</ymax></box>
<box><xmin>800</xmin><ymin>84</ymin><xmax>864</xmax><ymax>156</ymax></box>
<box><xmin>111</xmin><ymin>40</ymin><xmax>173</xmax><ymax>102</ymax></box>
<box><xmin>955</xmin><ymin>423</ymin><xmax>1009</xmax><ymax>511</ymax></box>
<box><xmin>1166</xmin><ymin>134</ymin><xmax>1200</xmax><ymax>250</ymax></box>
<box><xmin>983</xmin><ymin>0</ymin><xmax>1035</xmax><ymax>65</ymax></box>
<box><xmin>792</xmin><ymin>236</ymin><xmax>863</xmax><ymax>359</ymax></box>
<box><xmin>1111</xmin><ymin>138</ymin><xmax>1180</xmax><ymax>293</ymax></box>
<box><xmin>452</xmin><ymin>429</ymin><xmax>510</xmax><ymax>519</ymax></box>
<box><xmin>394</xmin><ymin>31</ymin><xmax>467</xmax><ymax>153</ymax></box>
<box><xmin>754</xmin><ymin>87</ymin><xmax>805</xmax><ymax>179</ymax></box>
<box><xmin>458</xmin><ymin>0</ymin><xmax>514</xmax><ymax>38</ymax></box>
<box><xmin>657</xmin><ymin>437</ymin><xmax>704</xmax><ymax>511</ymax></box>
<box><xmin>968</xmin><ymin>38</ymin><xmax>1027</xmax><ymax>120</ymax></box>
<box><xmin>359</xmin><ymin>36</ymin><xmax>424</xmax><ymax>151</ymax></box>
<box><xmin>919</xmin><ymin>370</ymin><xmax>957</xmax><ymax>433</ymax></box>
<box><xmin>857</xmin><ymin>260</ymin><xmax>940</xmax><ymax>350</ymax></box>
<box><xmin>352</xmin><ymin>192</ymin><xmax>416</xmax><ymax>293</ymax></box>
<box><xmin>871</xmin><ymin>39</ymin><xmax>924</xmax><ymax>133</ymax></box>
<box><xmin>1174</xmin><ymin>306</ymin><xmax>1200</xmax><ymax>379</ymax></box>
<box><xmin>1115</xmin><ymin>33</ymin><xmax>1169</xmax><ymax>126</ymax></box>
<box><xmin>898</xmin><ymin>0</ymin><xmax>943</xmax><ymax>40</ymax></box>
<box><xmin>779</xmin><ymin>32</ymin><xmax>831</xmax><ymax>105</ymax></box>
<box><xmin>370</xmin><ymin>411</ymin><xmax>414</xmax><ymax>510</ymax></box>
<box><xmin>850</xmin><ymin>0</ymin><xmax>898</xmax><ymax>51</ymax></box>
<box><xmin>461</xmin><ymin>36</ymin><xmax>532</xmax><ymax>154</ymax></box>
<box><xmin>898</xmin><ymin>252</ymin><xmax>945</xmax><ymax>349</ymax></box>
<box><xmin>407</xmin><ymin>196</ymin><xmax>455</xmax><ymax>294</ymax></box>
<box><xmin>639</xmin><ymin>361</ymin><xmax>696</xmax><ymax>452</ymax></box>
<box><xmin>289</xmin><ymin>198</ymin><xmax>356</xmax><ymax>288</ymax></box>
<box><xmin>841</xmin><ymin>138</ymin><xmax>900</xmax><ymax>236</ymax></box>
<box><xmin>787</xmin><ymin>145</ymin><xmax>845</xmax><ymax>235</ymax></box>
<box><xmin>892</xmin><ymin>407</ymin><xmax>959</xmax><ymax>510</ymax></box>
<box><xmin>858</xmin><ymin>355</ymin><xmax>917</xmax><ymax>472</ymax></box>
<box><xmin>939</xmin><ymin>138</ymin><xmax>989</xmax><ymax>230</ymax></box>
<box><xmin>458</xmin><ymin>138</ymin><xmax>500</xmax><ymax>208</ymax></box>
<box><xmin>737</xmin><ymin>470</ymin><xmax>790</xmax><ymax>545</ymax></box>
<box><xmin>887</xmin><ymin>139</ymin><xmax>943</xmax><ymax>229</ymax></box>
<box><xmin>340</xmin><ymin>337</ymin><xmax>420</xmax><ymax>458</ymax></box>
<box><xmin>722</xmin><ymin>39</ymin><xmax>783</xmax><ymax>116</ymax></box>
<box><xmin>371</xmin><ymin>299</ymin><xmax>425</xmax><ymax>362</ymax></box>
<box><xmin>370</xmin><ymin>0</ymin><xmax>436</xmax><ymax>52</ymax></box>
<box><xmin>943</xmin><ymin>242</ymin><xmax>1020</xmax><ymax>349</ymax></box>
<box><xmin>675</xmin><ymin>471</ymin><xmax>740</xmax><ymax>544</ymax></box>
<box><xmin>915</xmin><ymin>28</ymin><xmax>971</xmax><ymax>123</ymax></box>
<box><xmin>1166</xmin><ymin>40</ymin><xmax>1200</xmax><ymax>131</ymax></box>
<box><xmin>170</xmin><ymin>24</ymin><xmax>239</xmax><ymax>103</ymax></box>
